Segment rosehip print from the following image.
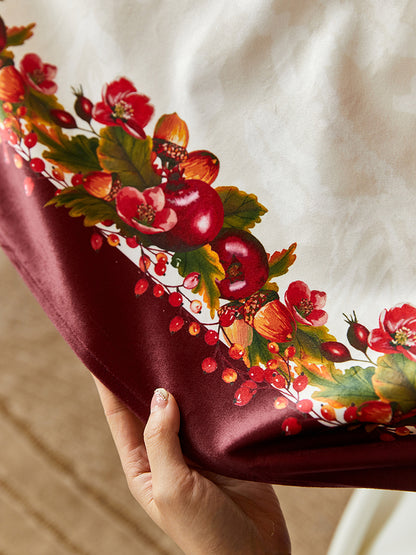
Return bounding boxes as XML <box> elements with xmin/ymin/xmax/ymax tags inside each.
<box><xmin>116</xmin><ymin>186</ymin><xmax>177</xmax><ymax>235</ymax></box>
<box><xmin>285</xmin><ymin>280</ymin><xmax>328</xmax><ymax>326</ymax></box>
<box><xmin>368</xmin><ymin>303</ymin><xmax>416</xmax><ymax>361</ymax></box>
<box><xmin>93</xmin><ymin>77</ymin><xmax>154</xmax><ymax>139</ymax></box>
<box><xmin>344</xmin><ymin>312</ymin><xmax>370</xmax><ymax>353</ymax></box>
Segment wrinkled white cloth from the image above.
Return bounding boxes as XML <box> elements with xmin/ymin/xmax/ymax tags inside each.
<box><xmin>329</xmin><ymin>489</ymin><xmax>416</xmax><ymax>555</ymax></box>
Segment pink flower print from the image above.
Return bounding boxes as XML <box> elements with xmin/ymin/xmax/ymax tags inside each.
<box><xmin>285</xmin><ymin>280</ymin><xmax>328</xmax><ymax>327</ymax></box>
<box><xmin>20</xmin><ymin>53</ymin><xmax>57</xmax><ymax>95</ymax></box>
<box><xmin>116</xmin><ymin>186</ymin><xmax>177</xmax><ymax>235</ymax></box>
<box><xmin>368</xmin><ymin>303</ymin><xmax>416</xmax><ymax>362</ymax></box>
<box><xmin>93</xmin><ymin>77</ymin><xmax>153</xmax><ymax>139</ymax></box>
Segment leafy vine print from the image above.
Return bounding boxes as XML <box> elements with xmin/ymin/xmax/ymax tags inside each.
<box><xmin>0</xmin><ymin>16</ymin><xmax>415</xmax><ymax>440</ymax></box>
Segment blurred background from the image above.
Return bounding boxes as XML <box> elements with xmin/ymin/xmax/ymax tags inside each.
<box><xmin>0</xmin><ymin>247</ymin><xmax>352</xmax><ymax>554</ymax></box>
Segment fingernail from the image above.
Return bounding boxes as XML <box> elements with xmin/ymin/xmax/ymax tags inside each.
<box><xmin>151</xmin><ymin>388</ymin><xmax>169</xmax><ymax>413</ymax></box>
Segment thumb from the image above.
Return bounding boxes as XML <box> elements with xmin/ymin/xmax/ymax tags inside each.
<box><xmin>143</xmin><ymin>388</ymin><xmax>191</xmax><ymax>501</ymax></box>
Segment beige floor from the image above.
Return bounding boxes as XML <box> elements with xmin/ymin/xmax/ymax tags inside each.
<box><xmin>0</xmin><ymin>248</ymin><xmax>352</xmax><ymax>555</ymax></box>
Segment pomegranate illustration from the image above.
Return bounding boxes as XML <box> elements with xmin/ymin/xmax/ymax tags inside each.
<box><xmin>152</xmin><ymin>177</ymin><xmax>224</xmax><ymax>251</ymax></box>
<box><xmin>211</xmin><ymin>229</ymin><xmax>269</xmax><ymax>300</ymax></box>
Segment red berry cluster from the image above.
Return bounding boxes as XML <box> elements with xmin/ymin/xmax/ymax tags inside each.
<box><xmin>0</xmin><ymin>99</ymin><xmax>85</xmax><ymax>195</ymax></box>
<box><xmin>121</xmin><ymin>241</ymin><xmax>228</xmax><ymax>347</ymax></box>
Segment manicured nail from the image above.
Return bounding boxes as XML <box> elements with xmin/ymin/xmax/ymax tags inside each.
<box><xmin>151</xmin><ymin>388</ymin><xmax>169</xmax><ymax>412</ymax></box>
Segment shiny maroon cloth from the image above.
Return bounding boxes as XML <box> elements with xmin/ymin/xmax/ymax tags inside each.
<box><xmin>1</xmin><ymin>149</ymin><xmax>415</xmax><ymax>490</ymax></box>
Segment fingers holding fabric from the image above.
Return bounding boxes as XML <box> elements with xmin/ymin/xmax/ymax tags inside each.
<box><xmin>143</xmin><ymin>388</ymin><xmax>194</xmax><ymax>508</ymax></box>
<box><xmin>93</xmin><ymin>378</ymin><xmax>192</xmax><ymax>515</ymax></box>
<box><xmin>92</xmin><ymin>376</ymin><xmax>149</xmax><ymax>482</ymax></box>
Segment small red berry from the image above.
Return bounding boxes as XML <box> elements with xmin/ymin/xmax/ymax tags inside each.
<box><xmin>204</xmin><ymin>330</ymin><xmax>219</xmax><ymax>346</ymax></box>
<box><xmin>202</xmin><ymin>357</ymin><xmax>217</xmax><ymax>374</ymax></box>
<box><xmin>90</xmin><ymin>232</ymin><xmax>103</xmax><ymax>252</ymax></box>
<box><xmin>71</xmin><ymin>173</ymin><xmax>84</xmax><ymax>186</ymax></box>
<box><xmin>268</xmin><ymin>342</ymin><xmax>279</xmax><ymax>354</ymax></box>
<box><xmin>107</xmin><ymin>234</ymin><xmax>119</xmax><ymax>246</ymax></box>
<box><xmin>296</xmin><ymin>399</ymin><xmax>313</xmax><ymax>413</ymax></box>
<box><xmin>266</xmin><ymin>359</ymin><xmax>280</xmax><ymax>371</ymax></box>
<box><xmin>219</xmin><ymin>307</ymin><xmax>236</xmax><ymax>328</ymax></box>
<box><xmin>153</xmin><ymin>284</ymin><xmax>165</xmax><ymax>297</ymax></box>
<box><xmin>154</xmin><ymin>261</ymin><xmax>167</xmax><ymax>276</ymax></box>
<box><xmin>52</xmin><ymin>167</ymin><xmax>65</xmax><ymax>181</ymax></box>
<box><xmin>134</xmin><ymin>278</ymin><xmax>149</xmax><ymax>296</ymax></box>
<box><xmin>249</xmin><ymin>366</ymin><xmax>264</xmax><ymax>383</ymax></box>
<box><xmin>234</xmin><ymin>386</ymin><xmax>255</xmax><ymax>407</ymax></box>
<box><xmin>228</xmin><ymin>343</ymin><xmax>244</xmax><ymax>360</ymax></box>
<box><xmin>188</xmin><ymin>322</ymin><xmax>201</xmax><ymax>336</ymax></box>
<box><xmin>168</xmin><ymin>292</ymin><xmax>183</xmax><ymax>307</ymax></box>
<box><xmin>321</xmin><ymin>404</ymin><xmax>336</xmax><ymax>421</ymax></box>
<box><xmin>139</xmin><ymin>255</ymin><xmax>151</xmax><ymax>272</ymax></box>
<box><xmin>190</xmin><ymin>299</ymin><xmax>203</xmax><ymax>314</ymax></box>
<box><xmin>293</xmin><ymin>374</ymin><xmax>308</xmax><ymax>392</ymax></box>
<box><xmin>274</xmin><ymin>396</ymin><xmax>289</xmax><ymax>410</ymax></box>
<box><xmin>13</xmin><ymin>153</ymin><xmax>23</xmax><ymax>169</ymax></box>
<box><xmin>29</xmin><ymin>157</ymin><xmax>45</xmax><ymax>173</ymax></box>
<box><xmin>3</xmin><ymin>117</ymin><xmax>13</xmax><ymax>129</ymax></box>
<box><xmin>8</xmin><ymin>131</ymin><xmax>19</xmax><ymax>145</ymax></box>
<box><xmin>169</xmin><ymin>316</ymin><xmax>184</xmax><ymax>333</ymax></box>
<box><xmin>23</xmin><ymin>176</ymin><xmax>35</xmax><ymax>197</ymax></box>
<box><xmin>156</xmin><ymin>252</ymin><xmax>168</xmax><ymax>264</ymax></box>
<box><xmin>183</xmin><ymin>272</ymin><xmax>200</xmax><ymax>289</ymax></box>
<box><xmin>242</xmin><ymin>380</ymin><xmax>258</xmax><ymax>392</ymax></box>
<box><xmin>284</xmin><ymin>346</ymin><xmax>296</xmax><ymax>359</ymax></box>
<box><xmin>264</xmin><ymin>368</ymin><xmax>285</xmax><ymax>389</ymax></box>
<box><xmin>126</xmin><ymin>237</ymin><xmax>139</xmax><ymax>248</ymax></box>
<box><xmin>2</xmin><ymin>102</ymin><xmax>13</xmax><ymax>113</ymax></box>
<box><xmin>320</xmin><ymin>341</ymin><xmax>351</xmax><ymax>363</ymax></box>
<box><xmin>24</xmin><ymin>132</ymin><xmax>38</xmax><ymax>149</ymax></box>
<box><xmin>16</xmin><ymin>106</ymin><xmax>27</xmax><ymax>117</ymax></box>
<box><xmin>282</xmin><ymin>417</ymin><xmax>302</xmax><ymax>436</ymax></box>
<box><xmin>50</xmin><ymin>109</ymin><xmax>77</xmax><ymax>129</ymax></box>
<box><xmin>101</xmin><ymin>219</ymin><xmax>114</xmax><ymax>226</ymax></box>
<box><xmin>344</xmin><ymin>405</ymin><xmax>358</xmax><ymax>423</ymax></box>
<box><xmin>222</xmin><ymin>368</ymin><xmax>238</xmax><ymax>383</ymax></box>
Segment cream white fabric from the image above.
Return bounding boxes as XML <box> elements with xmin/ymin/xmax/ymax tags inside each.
<box><xmin>329</xmin><ymin>489</ymin><xmax>416</xmax><ymax>555</ymax></box>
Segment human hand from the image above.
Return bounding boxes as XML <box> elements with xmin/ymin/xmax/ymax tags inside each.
<box><xmin>94</xmin><ymin>378</ymin><xmax>291</xmax><ymax>555</ymax></box>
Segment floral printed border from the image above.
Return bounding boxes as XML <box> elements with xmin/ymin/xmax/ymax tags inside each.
<box><xmin>0</xmin><ymin>17</ymin><xmax>415</xmax><ymax>440</ymax></box>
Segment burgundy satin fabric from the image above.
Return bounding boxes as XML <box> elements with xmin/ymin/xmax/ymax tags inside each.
<box><xmin>1</xmin><ymin>149</ymin><xmax>415</xmax><ymax>490</ymax></box>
